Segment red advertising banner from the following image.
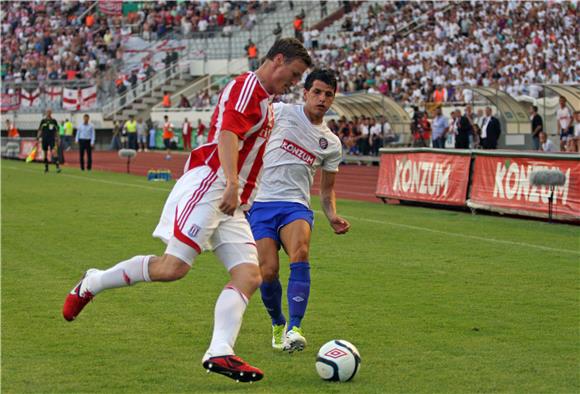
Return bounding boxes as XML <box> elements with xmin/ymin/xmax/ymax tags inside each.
<box><xmin>376</xmin><ymin>150</ymin><xmax>471</xmax><ymax>205</ymax></box>
<box><xmin>468</xmin><ymin>154</ymin><xmax>580</xmax><ymax>220</ymax></box>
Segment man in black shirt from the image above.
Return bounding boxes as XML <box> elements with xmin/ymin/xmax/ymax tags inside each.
<box><xmin>36</xmin><ymin>109</ymin><xmax>61</xmax><ymax>173</ymax></box>
<box><xmin>530</xmin><ymin>105</ymin><xmax>543</xmax><ymax>150</ymax></box>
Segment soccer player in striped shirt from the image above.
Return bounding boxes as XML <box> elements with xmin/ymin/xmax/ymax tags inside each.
<box><xmin>63</xmin><ymin>38</ymin><xmax>312</xmax><ymax>383</ymax></box>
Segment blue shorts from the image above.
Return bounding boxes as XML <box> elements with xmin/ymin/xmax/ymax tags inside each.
<box><xmin>248</xmin><ymin>201</ymin><xmax>314</xmax><ymax>244</ymax></box>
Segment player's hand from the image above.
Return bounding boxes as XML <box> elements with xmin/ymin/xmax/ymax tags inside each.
<box><xmin>329</xmin><ymin>216</ymin><xmax>350</xmax><ymax>234</ymax></box>
<box><xmin>219</xmin><ymin>181</ymin><xmax>239</xmax><ymax>216</ymax></box>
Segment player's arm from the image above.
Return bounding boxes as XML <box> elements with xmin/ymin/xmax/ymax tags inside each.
<box><xmin>218</xmin><ymin>130</ymin><xmax>240</xmax><ymax>216</ymax></box>
<box><xmin>36</xmin><ymin>122</ymin><xmax>42</xmax><ymax>140</ymax></box>
<box><xmin>320</xmin><ymin>170</ymin><xmax>350</xmax><ymax>235</ymax></box>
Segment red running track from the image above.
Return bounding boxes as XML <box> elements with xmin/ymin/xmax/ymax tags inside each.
<box><xmin>61</xmin><ymin>150</ymin><xmax>381</xmax><ymax>203</ymax></box>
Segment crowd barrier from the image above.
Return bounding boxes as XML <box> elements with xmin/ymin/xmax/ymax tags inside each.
<box><xmin>376</xmin><ymin>148</ymin><xmax>580</xmax><ymax>222</ymax></box>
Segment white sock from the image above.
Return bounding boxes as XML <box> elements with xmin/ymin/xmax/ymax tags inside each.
<box><xmin>83</xmin><ymin>255</ymin><xmax>152</xmax><ymax>295</ymax></box>
<box><xmin>205</xmin><ymin>286</ymin><xmax>248</xmax><ymax>358</ymax></box>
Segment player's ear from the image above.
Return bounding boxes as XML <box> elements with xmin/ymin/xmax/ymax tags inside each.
<box><xmin>273</xmin><ymin>53</ymin><xmax>285</xmax><ymax>66</ymax></box>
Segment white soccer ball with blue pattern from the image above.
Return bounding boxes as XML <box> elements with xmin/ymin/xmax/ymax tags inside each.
<box><xmin>315</xmin><ymin>340</ymin><xmax>361</xmax><ymax>382</ymax></box>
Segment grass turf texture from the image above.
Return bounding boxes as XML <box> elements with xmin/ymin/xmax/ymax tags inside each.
<box><xmin>2</xmin><ymin>159</ymin><xmax>579</xmax><ymax>393</ymax></box>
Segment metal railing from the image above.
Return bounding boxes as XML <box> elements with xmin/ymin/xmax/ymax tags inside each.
<box><xmin>101</xmin><ymin>56</ymin><xmax>198</xmax><ymax>119</ymax></box>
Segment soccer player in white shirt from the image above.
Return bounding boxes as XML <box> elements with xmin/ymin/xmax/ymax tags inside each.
<box><xmin>248</xmin><ymin>69</ymin><xmax>350</xmax><ymax>352</ymax></box>
<box><xmin>62</xmin><ymin>38</ymin><xmax>312</xmax><ymax>383</ymax></box>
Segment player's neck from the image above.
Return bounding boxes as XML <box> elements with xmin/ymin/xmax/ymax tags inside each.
<box><xmin>303</xmin><ymin>107</ymin><xmax>323</xmax><ymax>125</ymax></box>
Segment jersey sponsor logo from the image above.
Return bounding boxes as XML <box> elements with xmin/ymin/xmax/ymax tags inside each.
<box><xmin>319</xmin><ymin>137</ymin><xmax>328</xmax><ymax>150</ymax></box>
<box><xmin>187</xmin><ymin>224</ymin><xmax>201</xmax><ymax>238</ymax></box>
<box><xmin>281</xmin><ymin>139</ymin><xmax>315</xmax><ymax>165</ymax></box>
<box><xmin>324</xmin><ymin>348</ymin><xmax>348</xmax><ymax>359</ymax></box>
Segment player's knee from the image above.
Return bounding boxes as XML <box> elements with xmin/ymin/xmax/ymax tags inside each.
<box><xmin>248</xmin><ymin>268</ymin><xmax>262</xmax><ymax>290</ymax></box>
<box><xmin>290</xmin><ymin>243</ymin><xmax>310</xmax><ymax>262</ymax></box>
<box><xmin>150</xmin><ymin>254</ymin><xmax>191</xmax><ymax>281</ymax></box>
<box><xmin>260</xmin><ymin>264</ymin><xmax>279</xmax><ymax>282</ymax></box>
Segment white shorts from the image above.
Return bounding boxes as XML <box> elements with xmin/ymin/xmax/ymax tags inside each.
<box><xmin>152</xmin><ymin>166</ymin><xmax>258</xmax><ymax>270</ymax></box>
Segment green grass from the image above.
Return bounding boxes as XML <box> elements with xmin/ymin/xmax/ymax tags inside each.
<box><xmin>2</xmin><ymin>159</ymin><xmax>579</xmax><ymax>393</ymax></box>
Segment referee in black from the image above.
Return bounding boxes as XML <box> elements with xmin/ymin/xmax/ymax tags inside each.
<box><xmin>36</xmin><ymin>109</ymin><xmax>61</xmax><ymax>173</ymax></box>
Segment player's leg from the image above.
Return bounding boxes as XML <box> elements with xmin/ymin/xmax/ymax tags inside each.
<box><xmin>279</xmin><ymin>216</ymin><xmax>313</xmax><ymax>352</ymax></box>
<box><xmin>63</xmin><ymin>251</ymin><xmax>194</xmax><ymax>321</ymax></box>
<box><xmin>63</xmin><ymin>167</ymin><xmax>214</xmax><ymax>321</ymax></box>
<box><xmin>203</xmin><ymin>243</ymin><xmax>264</xmax><ymax>382</ymax></box>
<box><xmin>248</xmin><ymin>202</ymin><xmax>287</xmax><ymax>348</ymax></box>
<box><xmin>256</xmin><ymin>237</ymin><xmax>286</xmax><ymax>349</ymax></box>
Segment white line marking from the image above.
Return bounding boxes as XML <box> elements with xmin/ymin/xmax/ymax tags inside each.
<box><xmin>5</xmin><ymin>164</ymin><xmax>578</xmax><ymax>256</ymax></box>
<box><xmin>2</xmin><ymin>165</ymin><xmax>171</xmax><ymax>193</ymax></box>
<box><xmin>314</xmin><ymin>211</ymin><xmax>580</xmax><ymax>256</ymax></box>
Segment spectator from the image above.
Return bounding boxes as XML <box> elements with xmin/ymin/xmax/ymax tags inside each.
<box><xmin>293</xmin><ymin>15</ymin><xmax>304</xmax><ymax>42</ymax></box>
<box><xmin>179</xmin><ymin>94</ymin><xmax>191</xmax><ymax>108</ymax></box>
<box><xmin>455</xmin><ymin>108</ymin><xmax>473</xmax><ymax>149</ymax></box>
<box><xmin>574</xmin><ymin>111</ymin><xmax>580</xmax><ymax>147</ymax></box>
<box><xmin>539</xmin><ymin>131</ymin><xmax>555</xmax><ymax>152</ymax></box>
<box><xmin>472</xmin><ymin>124</ymin><xmax>482</xmax><ymax>149</ymax></box>
<box><xmin>564</xmin><ymin>137</ymin><xmax>577</xmax><ymax>153</ymax></box>
<box><xmin>431</xmin><ymin>107</ymin><xmax>448</xmax><ymax>148</ymax></box>
<box><xmin>162</xmin><ymin>115</ymin><xmax>174</xmax><ymax>160</ymax></box>
<box><xmin>196</xmin><ymin>118</ymin><xmax>206</xmax><ymax>147</ymax></box>
<box><xmin>273</xmin><ymin>22</ymin><xmax>283</xmax><ymax>42</ymax></box>
<box><xmin>557</xmin><ymin>96</ymin><xmax>573</xmax><ymax>151</ymax></box>
<box><xmin>182</xmin><ymin>117</ymin><xmax>192</xmax><ymax>151</ymax></box>
<box><xmin>320</xmin><ymin>1</ymin><xmax>328</xmax><ymax>18</ymax></box>
<box><xmin>136</xmin><ymin>117</ymin><xmax>148</xmax><ymax>152</ymax></box>
<box><xmin>6</xmin><ymin>119</ymin><xmax>19</xmax><ymax>138</ymax></box>
<box><xmin>369</xmin><ymin>117</ymin><xmax>383</xmax><ymax>156</ymax></box>
<box><xmin>530</xmin><ymin>105</ymin><xmax>543</xmax><ymax>151</ymax></box>
<box><xmin>480</xmin><ymin>107</ymin><xmax>501</xmax><ymax>150</ymax></box>
<box><xmin>110</xmin><ymin>120</ymin><xmax>122</xmax><ymax>151</ymax></box>
<box><xmin>162</xmin><ymin>91</ymin><xmax>171</xmax><ymax>108</ymax></box>
<box><xmin>245</xmin><ymin>39</ymin><xmax>259</xmax><ymax>71</ymax></box>
<box><xmin>147</xmin><ymin>118</ymin><xmax>157</xmax><ymax>150</ymax></box>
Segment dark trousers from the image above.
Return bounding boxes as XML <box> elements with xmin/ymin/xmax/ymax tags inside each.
<box><xmin>79</xmin><ymin>139</ymin><xmax>92</xmax><ymax>170</ymax></box>
<box><xmin>432</xmin><ymin>137</ymin><xmax>445</xmax><ymax>148</ymax></box>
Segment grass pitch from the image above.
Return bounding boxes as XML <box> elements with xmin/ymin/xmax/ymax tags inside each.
<box><xmin>2</xmin><ymin>159</ymin><xmax>579</xmax><ymax>393</ymax></box>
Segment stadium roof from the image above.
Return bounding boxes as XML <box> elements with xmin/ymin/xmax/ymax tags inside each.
<box><xmin>332</xmin><ymin>93</ymin><xmax>411</xmax><ymax>134</ymax></box>
<box><xmin>542</xmin><ymin>84</ymin><xmax>580</xmax><ymax>111</ymax></box>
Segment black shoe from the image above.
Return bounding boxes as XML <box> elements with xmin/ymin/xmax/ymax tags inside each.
<box><xmin>57</xmin><ymin>168</ymin><xmax>62</xmax><ymax>173</ymax></box>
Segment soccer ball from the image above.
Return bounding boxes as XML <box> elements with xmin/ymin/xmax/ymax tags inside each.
<box><xmin>315</xmin><ymin>340</ymin><xmax>361</xmax><ymax>382</ymax></box>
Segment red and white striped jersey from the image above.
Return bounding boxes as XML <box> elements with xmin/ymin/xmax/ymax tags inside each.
<box><xmin>183</xmin><ymin>71</ymin><xmax>274</xmax><ymax>207</ymax></box>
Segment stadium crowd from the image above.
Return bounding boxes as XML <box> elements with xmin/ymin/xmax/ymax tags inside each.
<box><xmin>1</xmin><ymin>1</ymin><xmax>119</xmax><ymax>83</ymax></box>
<box><xmin>310</xmin><ymin>1</ymin><xmax>578</xmax><ymax>104</ymax></box>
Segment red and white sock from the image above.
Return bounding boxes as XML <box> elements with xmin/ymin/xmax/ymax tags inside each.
<box><xmin>205</xmin><ymin>285</ymin><xmax>248</xmax><ymax>358</ymax></box>
<box><xmin>82</xmin><ymin>255</ymin><xmax>152</xmax><ymax>295</ymax></box>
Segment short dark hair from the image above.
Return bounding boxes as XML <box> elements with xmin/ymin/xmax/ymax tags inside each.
<box><xmin>532</xmin><ymin>105</ymin><xmax>538</xmax><ymax>112</ymax></box>
<box><xmin>265</xmin><ymin>37</ymin><xmax>312</xmax><ymax>67</ymax></box>
<box><xmin>304</xmin><ymin>69</ymin><xmax>337</xmax><ymax>92</ymax></box>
